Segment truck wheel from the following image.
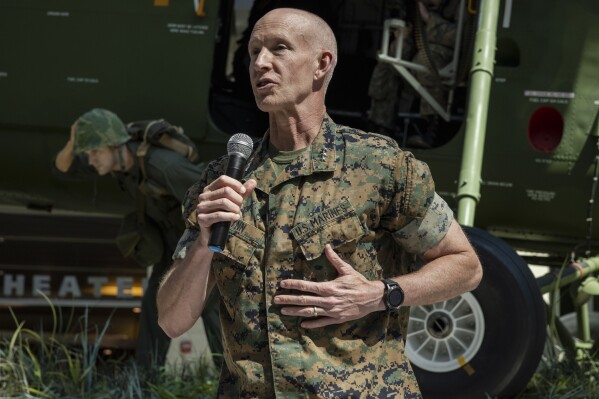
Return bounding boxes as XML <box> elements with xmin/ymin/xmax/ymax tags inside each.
<box><xmin>407</xmin><ymin>227</ymin><xmax>546</xmax><ymax>399</ymax></box>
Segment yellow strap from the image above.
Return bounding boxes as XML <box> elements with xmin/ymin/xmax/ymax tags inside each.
<box><xmin>458</xmin><ymin>356</ymin><xmax>475</xmax><ymax>376</ymax></box>
<box><xmin>195</xmin><ymin>0</ymin><xmax>206</xmax><ymax>16</ymax></box>
<box><xmin>467</xmin><ymin>0</ymin><xmax>478</xmax><ymax>14</ymax></box>
<box><xmin>158</xmin><ymin>135</ymin><xmax>199</xmax><ymax>163</ymax></box>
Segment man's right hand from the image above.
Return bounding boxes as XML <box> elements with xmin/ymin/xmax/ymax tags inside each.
<box><xmin>195</xmin><ymin>176</ymin><xmax>257</xmax><ymax>246</ymax></box>
<box><xmin>158</xmin><ymin>175</ymin><xmax>256</xmax><ymax>338</ymax></box>
<box><xmin>54</xmin><ymin>120</ymin><xmax>80</xmax><ymax>172</ymax></box>
<box><xmin>69</xmin><ymin>121</ymin><xmax>77</xmax><ymax>144</ymax></box>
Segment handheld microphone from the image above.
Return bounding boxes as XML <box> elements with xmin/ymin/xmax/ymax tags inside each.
<box><xmin>208</xmin><ymin>133</ymin><xmax>254</xmax><ymax>253</ymax></box>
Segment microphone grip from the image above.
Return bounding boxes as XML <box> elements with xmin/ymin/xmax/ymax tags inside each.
<box><xmin>223</xmin><ymin>154</ymin><xmax>246</xmax><ymax>181</ymax></box>
<box><xmin>208</xmin><ymin>154</ymin><xmax>247</xmax><ymax>253</ymax></box>
<box><xmin>208</xmin><ymin>221</ymin><xmax>230</xmax><ymax>253</ymax></box>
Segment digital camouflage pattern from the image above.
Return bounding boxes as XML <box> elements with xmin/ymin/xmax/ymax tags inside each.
<box><xmin>369</xmin><ymin>0</ymin><xmax>459</xmax><ymax>126</ymax></box>
<box><xmin>368</xmin><ymin>0</ymin><xmax>412</xmax><ymax>130</ymax></box>
<box><xmin>414</xmin><ymin>6</ymin><xmax>457</xmax><ymax>116</ymax></box>
<box><xmin>177</xmin><ymin>115</ymin><xmax>453</xmax><ymax>398</ymax></box>
<box><xmin>368</xmin><ymin>62</ymin><xmax>403</xmax><ymax>130</ymax></box>
<box><xmin>73</xmin><ymin>108</ymin><xmax>130</xmax><ymax>153</ymax></box>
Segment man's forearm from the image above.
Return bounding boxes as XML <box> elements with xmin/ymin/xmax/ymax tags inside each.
<box><xmin>393</xmin><ymin>250</ymin><xmax>481</xmax><ymax>308</ymax></box>
<box><xmin>54</xmin><ymin>142</ymin><xmax>76</xmax><ymax>172</ymax></box>
<box><xmin>157</xmin><ymin>238</ymin><xmax>215</xmax><ymax>338</ymax></box>
<box><xmin>389</xmin><ymin>220</ymin><xmax>482</xmax><ymax>307</ymax></box>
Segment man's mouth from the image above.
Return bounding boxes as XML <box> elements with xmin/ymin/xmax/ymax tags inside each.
<box><xmin>256</xmin><ymin>78</ymin><xmax>275</xmax><ymax>89</ymax></box>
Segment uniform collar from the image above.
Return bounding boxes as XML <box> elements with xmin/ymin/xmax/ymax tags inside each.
<box><xmin>245</xmin><ymin>114</ymin><xmax>338</xmax><ymax>194</ymax></box>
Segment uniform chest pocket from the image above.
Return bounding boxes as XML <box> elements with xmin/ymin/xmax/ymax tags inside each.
<box><xmin>213</xmin><ymin>220</ymin><xmax>265</xmax><ymax>316</ymax></box>
<box><xmin>219</xmin><ymin>220</ymin><xmax>264</xmax><ymax>265</ymax></box>
<box><xmin>290</xmin><ymin>199</ymin><xmax>368</xmax><ymax>261</ymax></box>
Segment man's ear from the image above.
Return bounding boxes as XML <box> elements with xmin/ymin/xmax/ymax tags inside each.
<box><xmin>314</xmin><ymin>50</ymin><xmax>334</xmax><ymax>81</ymax></box>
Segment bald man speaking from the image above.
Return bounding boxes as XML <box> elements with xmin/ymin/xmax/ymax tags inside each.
<box><xmin>157</xmin><ymin>8</ymin><xmax>482</xmax><ymax>398</ymax></box>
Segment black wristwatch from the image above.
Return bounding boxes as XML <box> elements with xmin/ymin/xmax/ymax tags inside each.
<box><xmin>383</xmin><ymin>278</ymin><xmax>405</xmax><ymax>311</ymax></box>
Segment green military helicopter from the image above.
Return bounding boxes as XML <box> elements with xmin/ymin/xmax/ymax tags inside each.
<box><xmin>1</xmin><ymin>0</ymin><xmax>598</xmax><ymax>397</ymax></box>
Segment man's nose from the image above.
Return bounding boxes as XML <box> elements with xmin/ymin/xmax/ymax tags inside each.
<box><xmin>253</xmin><ymin>48</ymin><xmax>271</xmax><ymax>71</ymax></box>
<box><xmin>85</xmin><ymin>152</ymin><xmax>94</xmax><ymax>165</ymax></box>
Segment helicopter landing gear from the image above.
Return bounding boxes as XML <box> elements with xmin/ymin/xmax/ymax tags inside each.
<box><xmin>408</xmin><ymin>227</ymin><xmax>547</xmax><ymax>399</ymax></box>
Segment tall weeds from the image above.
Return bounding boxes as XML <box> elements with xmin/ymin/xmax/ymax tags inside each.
<box><xmin>0</xmin><ymin>296</ymin><xmax>217</xmax><ymax>399</ymax></box>
<box><xmin>2</xmin><ymin>295</ymin><xmax>598</xmax><ymax>398</ymax></box>
<box><xmin>517</xmin><ymin>257</ymin><xmax>599</xmax><ymax>398</ymax></box>
<box><xmin>517</xmin><ymin>335</ymin><xmax>599</xmax><ymax>398</ymax></box>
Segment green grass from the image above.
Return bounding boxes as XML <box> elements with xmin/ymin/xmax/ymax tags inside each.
<box><xmin>517</xmin><ymin>334</ymin><xmax>599</xmax><ymax>399</ymax></box>
<box><xmin>1</xmin><ymin>294</ymin><xmax>598</xmax><ymax>398</ymax></box>
<box><xmin>516</xmin><ymin>259</ymin><xmax>599</xmax><ymax>398</ymax></box>
<box><xmin>0</xmin><ymin>330</ymin><xmax>218</xmax><ymax>399</ymax></box>
<box><xmin>3</xmin><ymin>326</ymin><xmax>597</xmax><ymax>399</ymax></box>
<box><xmin>0</xmin><ymin>297</ymin><xmax>218</xmax><ymax>399</ymax></box>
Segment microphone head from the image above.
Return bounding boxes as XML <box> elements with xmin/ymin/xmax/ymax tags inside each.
<box><xmin>227</xmin><ymin>133</ymin><xmax>253</xmax><ymax>160</ymax></box>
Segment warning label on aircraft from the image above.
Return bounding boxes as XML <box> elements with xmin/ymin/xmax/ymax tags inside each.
<box><xmin>47</xmin><ymin>11</ymin><xmax>69</xmax><ymax>17</ymax></box>
<box><xmin>485</xmin><ymin>181</ymin><xmax>513</xmax><ymax>188</ymax></box>
<box><xmin>524</xmin><ymin>90</ymin><xmax>575</xmax><ymax>99</ymax></box>
<box><xmin>66</xmin><ymin>76</ymin><xmax>99</xmax><ymax>84</ymax></box>
<box><xmin>167</xmin><ymin>23</ymin><xmax>208</xmax><ymax>35</ymax></box>
<box><xmin>525</xmin><ymin>90</ymin><xmax>573</xmax><ymax>105</ymax></box>
<box><xmin>526</xmin><ymin>189</ymin><xmax>556</xmax><ymax>202</ymax></box>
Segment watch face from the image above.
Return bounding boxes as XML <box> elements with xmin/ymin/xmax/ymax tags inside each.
<box><xmin>388</xmin><ymin>288</ymin><xmax>403</xmax><ymax>307</ymax></box>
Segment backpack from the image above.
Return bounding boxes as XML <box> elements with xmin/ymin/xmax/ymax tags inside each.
<box><xmin>114</xmin><ymin>119</ymin><xmax>198</xmax><ymax>265</ymax></box>
<box><xmin>126</xmin><ymin>118</ymin><xmax>200</xmax><ymax>181</ymax></box>
<box><xmin>125</xmin><ymin>119</ymin><xmax>201</xmax><ymax>197</ymax></box>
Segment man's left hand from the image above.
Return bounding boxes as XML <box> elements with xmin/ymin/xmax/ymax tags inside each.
<box><xmin>274</xmin><ymin>244</ymin><xmax>384</xmax><ymax>329</ymax></box>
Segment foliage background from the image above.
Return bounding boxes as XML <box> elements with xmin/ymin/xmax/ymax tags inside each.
<box><xmin>1</xmin><ymin>300</ymin><xmax>597</xmax><ymax>399</ymax></box>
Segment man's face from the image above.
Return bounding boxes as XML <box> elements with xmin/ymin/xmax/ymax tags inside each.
<box><xmin>85</xmin><ymin>146</ymin><xmax>116</xmax><ymax>175</ymax></box>
<box><xmin>248</xmin><ymin>12</ymin><xmax>318</xmax><ymax>112</ymax></box>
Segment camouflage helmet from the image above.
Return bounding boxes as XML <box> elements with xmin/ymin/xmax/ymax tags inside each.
<box><xmin>73</xmin><ymin>108</ymin><xmax>130</xmax><ymax>153</ymax></box>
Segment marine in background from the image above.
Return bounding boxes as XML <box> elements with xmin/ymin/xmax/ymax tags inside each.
<box><xmin>52</xmin><ymin>108</ymin><xmax>222</xmax><ymax>369</ymax></box>
<box><xmin>368</xmin><ymin>0</ymin><xmax>459</xmax><ymax>148</ymax></box>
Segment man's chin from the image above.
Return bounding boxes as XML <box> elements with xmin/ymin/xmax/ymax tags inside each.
<box><xmin>254</xmin><ymin>99</ymin><xmax>279</xmax><ymax>113</ymax></box>
<box><xmin>253</xmin><ymin>94</ymin><xmax>278</xmax><ymax>110</ymax></box>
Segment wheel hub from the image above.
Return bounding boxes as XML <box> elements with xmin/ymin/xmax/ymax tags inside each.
<box><xmin>427</xmin><ymin>311</ymin><xmax>453</xmax><ymax>339</ymax></box>
<box><xmin>406</xmin><ymin>292</ymin><xmax>485</xmax><ymax>373</ymax></box>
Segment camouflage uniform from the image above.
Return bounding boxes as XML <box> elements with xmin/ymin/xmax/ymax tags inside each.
<box><xmin>52</xmin><ymin>141</ymin><xmax>222</xmax><ymax>368</ymax></box>
<box><xmin>368</xmin><ymin>0</ymin><xmax>412</xmax><ymax>131</ymax></box>
<box><xmin>413</xmin><ymin>0</ymin><xmax>458</xmax><ymax>117</ymax></box>
<box><xmin>369</xmin><ymin>0</ymin><xmax>458</xmax><ymax>127</ymax></box>
<box><xmin>175</xmin><ymin>115</ymin><xmax>453</xmax><ymax>398</ymax></box>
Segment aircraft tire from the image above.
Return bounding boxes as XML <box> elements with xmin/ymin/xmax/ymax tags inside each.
<box><xmin>408</xmin><ymin>227</ymin><xmax>546</xmax><ymax>399</ymax></box>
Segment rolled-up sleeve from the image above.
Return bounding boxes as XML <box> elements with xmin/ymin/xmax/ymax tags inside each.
<box><xmin>393</xmin><ymin>193</ymin><xmax>453</xmax><ymax>254</ymax></box>
<box><xmin>172</xmin><ymin>228</ymin><xmax>200</xmax><ymax>260</ymax></box>
<box><xmin>381</xmin><ymin>151</ymin><xmax>453</xmax><ymax>255</ymax></box>
<box><xmin>172</xmin><ymin>158</ymin><xmax>224</xmax><ymax>261</ymax></box>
